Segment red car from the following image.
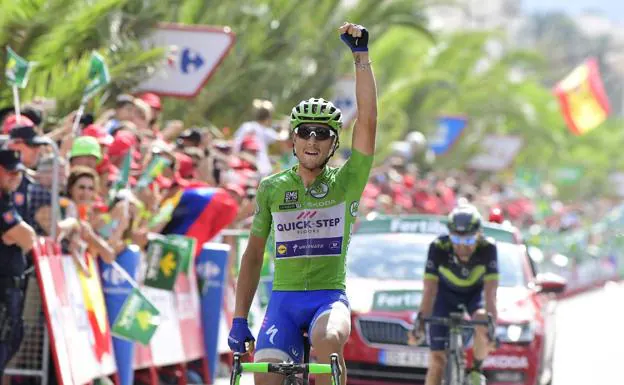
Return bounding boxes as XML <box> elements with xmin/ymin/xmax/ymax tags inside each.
<box><xmin>343</xmin><ymin>214</ymin><xmax>566</xmax><ymax>385</ymax></box>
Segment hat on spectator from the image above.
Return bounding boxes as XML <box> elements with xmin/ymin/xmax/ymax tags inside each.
<box><xmin>116</xmin><ymin>94</ymin><xmax>135</xmax><ymax>106</ymax></box>
<box><xmin>108</xmin><ymin>130</ymin><xmax>137</xmax><ymax>158</ymax></box>
<box><xmin>83</xmin><ymin>124</ymin><xmax>114</xmax><ymax>146</ymax></box>
<box><xmin>139</xmin><ymin>93</ymin><xmax>162</xmax><ymax>111</ymax></box>
<box><xmin>0</xmin><ymin>149</ymin><xmax>26</xmax><ymax>172</ymax></box>
<box><xmin>3</xmin><ymin>115</ymin><xmax>35</xmax><ymax>134</ymax></box>
<box><xmin>0</xmin><ymin>107</ymin><xmax>43</xmax><ymax>129</ymax></box>
<box><xmin>177</xmin><ymin>128</ymin><xmax>202</xmax><ymax>147</ymax></box>
<box><xmin>71</xmin><ymin>136</ymin><xmax>102</xmax><ymax>162</ymax></box>
<box><xmin>8</xmin><ymin>118</ymin><xmax>47</xmax><ymax>146</ymax></box>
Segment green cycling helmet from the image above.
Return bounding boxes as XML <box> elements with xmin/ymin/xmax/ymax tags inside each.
<box><xmin>70</xmin><ymin>136</ymin><xmax>102</xmax><ymax>161</ymax></box>
<box><xmin>290</xmin><ymin>98</ymin><xmax>342</xmax><ymax>133</ymax></box>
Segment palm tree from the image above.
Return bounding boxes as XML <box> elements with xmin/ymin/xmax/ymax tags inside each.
<box><xmin>156</xmin><ymin>0</ymin><xmax>434</xmax><ymax>128</ymax></box>
<box><xmin>0</xmin><ymin>0</ymin><xmax>167</xmax><ymax>119</ymax></box>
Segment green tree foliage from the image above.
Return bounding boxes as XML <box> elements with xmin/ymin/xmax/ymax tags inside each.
<box><xmin>0</xmin><ymin>0</ymin><xmax>166</xmax><ymax>116</ymax></box>
<box><xmin>1</xmin><ymin>0</ymin><xmax>621</xmax><ymax>199</ymax></box>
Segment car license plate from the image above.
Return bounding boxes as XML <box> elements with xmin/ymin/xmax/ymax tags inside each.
<box><xmin>379</xmin><ymin>348</ymin><xmax>429</xmax><ymax>368</ymax></box>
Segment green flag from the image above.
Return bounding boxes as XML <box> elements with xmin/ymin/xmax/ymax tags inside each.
<box><xmin>108</xmin><ymin>152</ymin><xmax>132</xmax><ymax>207</ymax></box>
<box><xmin>165</xmin><ymin>234</ymin><xmax>196</xmax><ymax>273</ymax></box>
<box><xmin>135</xmin><ymin>156</ymin><xmax>171</xmax><ymax>191</ymax></box>
<box><xmin>83</xmin><ymin>51</ymin><xmax>110</xmax><ymax>101</ymax></box>
<box><xmin>5</xmin><ymin>47</ymin><xmax>33</xmax><ymax>88</ymax></box>
<box><xmin>144</xmin><ymin>233</ymin><xmax>183</xmax><ymax>291</ymax></box>
<box><xmin>111</xmin><ymin>288</ymin><xmax>160</xmax><ymax>345</ymax></box>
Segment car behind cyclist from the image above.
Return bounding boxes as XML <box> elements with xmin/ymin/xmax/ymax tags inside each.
<box><xmin>412</xmin><ymin>204</ymin><xmax>498</xmax><ymax>385</ymax></box>
<box><xmin>228</xmin><ymin>22</ymin><xmax>377</xmax><ymax>385</ymax></box>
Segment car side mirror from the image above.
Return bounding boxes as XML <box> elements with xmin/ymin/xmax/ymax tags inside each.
<box><xmin>533</xmin><ymin>272</ymin><xmax>567</xmax><ymax>294</ymax></box>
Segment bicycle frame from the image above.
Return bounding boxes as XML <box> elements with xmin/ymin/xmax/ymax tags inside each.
<box><xmin>444</xmin><ymin>314</ymin><xmax>466</xmax><ymax>385</ymax></box>
<box><xmin>230</xmin><ymin>352</ymin><xmax>341</xmax><ymax>385</ymax></box>
<box><xmin>425</xmin><ymin>311</ymin><xmax>495</xmax><ymax>385</ymax></box>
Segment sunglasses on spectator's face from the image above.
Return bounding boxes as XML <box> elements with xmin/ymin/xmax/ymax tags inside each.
<box><xmin>450</xmin><ymin>234</ymin><xmax>477</xmax><ymax>246</ymax></box>
<box><xmin>294</xmin><ymin>126</ymin><xmax>336</xmax><ymax>141</ymax></box>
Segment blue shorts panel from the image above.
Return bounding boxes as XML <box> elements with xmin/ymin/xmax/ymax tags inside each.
<box><xmin>427</xmin><ymin>292</ymin><xmax>483</xmax><ymax>351</ymax></box>
<box><xmin>255</xmin><ymin>290</ymin><xmax>349</xmax><ymax>363</ymax></box>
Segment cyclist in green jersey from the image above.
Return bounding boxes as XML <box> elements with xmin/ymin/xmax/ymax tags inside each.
<box><xmin>227</xmin><ymin>22</ymin><xmax>377</xmax><ymax>385</ymax></box>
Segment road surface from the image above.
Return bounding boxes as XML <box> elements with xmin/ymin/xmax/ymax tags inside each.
<box><xmin>552</xmin><ymin>281</ymin><xmax>624</xmax><ymax>385</ymax></box>
<box><xmin>215</xmin><ymin>282</ymin><xmax>624</xmax><ymax>385</ymax></box>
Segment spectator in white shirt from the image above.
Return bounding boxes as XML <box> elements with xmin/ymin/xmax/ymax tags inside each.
<box><xmin>232</xmin><ymin>99</ymin><xmax>278</xmax><ymax>177</ymax></box>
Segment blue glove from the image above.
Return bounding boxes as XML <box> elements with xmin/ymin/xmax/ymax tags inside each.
<box><xmin>228</xmin><ymin>317</ymin><xmax>255</xmax><ymax>353</ymax></box>
<box><xmin>340</xmin><ymin>25</ymin><xmax>369</xmax><ymax>52</ymax></box>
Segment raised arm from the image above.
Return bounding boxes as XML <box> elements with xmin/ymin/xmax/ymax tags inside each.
<box><xmin>339</xmin><ymin>22</ymin><xmax>378</xmax><ymax>156</ymax></box>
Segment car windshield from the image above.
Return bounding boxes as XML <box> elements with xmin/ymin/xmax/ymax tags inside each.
<box><xmin>347</xmin><ymin>233</ymin><xmax>526</xmax><ymax>287</ymax></box>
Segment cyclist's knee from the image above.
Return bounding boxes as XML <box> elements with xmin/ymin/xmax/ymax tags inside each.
<box><xmin>429</xmin><ymin>351</ymin><xmax>447</xmax><ymax>369</ymax></box>
<box><xmin>311</xmin><ymin>327</ymin><xmax>348</xmax><ymax>355</ymax></box>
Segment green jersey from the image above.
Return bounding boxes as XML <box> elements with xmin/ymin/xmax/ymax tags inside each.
<box><xmin>251</xmin><ymin>149</ymin><xmax>374</xmax><ymax>291</ymax></box>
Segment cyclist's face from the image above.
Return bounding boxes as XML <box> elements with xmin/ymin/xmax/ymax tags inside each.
<box><xmin>450</xmin><ymin>232</ymin><xmax>478</xmax><ymax>260</ymax></box>
<box><xmin>293</xmin><ymin>124</ymin><xmax>336</xmax><ymax>170</ymax></box>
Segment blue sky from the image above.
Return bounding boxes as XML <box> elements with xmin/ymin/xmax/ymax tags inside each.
<box><xmin>523</xmin><ymin>0</ymin><xmax>624</xmax><ymax>21</ymax></box>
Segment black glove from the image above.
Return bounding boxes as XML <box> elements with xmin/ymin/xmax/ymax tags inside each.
<box><xmin>340</xmin><ymin>25</ymin><xmax>369</xmax><ymax>52</ymax></box>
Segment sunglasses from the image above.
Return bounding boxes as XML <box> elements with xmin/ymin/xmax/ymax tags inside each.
<box><xmin>294</xmin><ymin>126</ymin><xmax>336</xmax><ymax>141</ymax></box>
<box><xmin>450</xmin><ymin>234</ymin><xmax>477</xmax><ymax>246</ymax></box>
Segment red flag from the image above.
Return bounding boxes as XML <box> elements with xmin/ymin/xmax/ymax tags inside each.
<box><xmin>553</xmin><ymin>58</ymin><xmax>610</xmax><ymax>135</ymax></box>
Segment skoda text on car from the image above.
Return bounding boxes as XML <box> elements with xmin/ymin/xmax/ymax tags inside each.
<box><xmin>343</xmin><ymin>214</ymin><xmax>566</xmax><ymax>385</ymax></box>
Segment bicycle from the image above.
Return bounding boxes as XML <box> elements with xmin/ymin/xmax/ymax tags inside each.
<box><xmin>229</xmin><ymin>331</ymin><xmax>342</xmax><ymax>385</ymax></box>
<box><xmin>423</xmin><ymin>311</ymin><xmax>496</xmax><ymax>385</ymax></box>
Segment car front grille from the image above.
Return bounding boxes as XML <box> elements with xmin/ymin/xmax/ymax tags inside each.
<box><xmin>356</xmin><ymin>317</ymin><xmax>412</xmax><ymax>346</ymax></box>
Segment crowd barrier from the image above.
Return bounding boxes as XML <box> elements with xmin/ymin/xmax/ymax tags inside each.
<box><xmin>4</xmin><ymin>232</ymin><xmax>250</xmax><ymax>385</ymax></box>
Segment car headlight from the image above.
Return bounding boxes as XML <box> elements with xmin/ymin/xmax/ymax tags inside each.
<box><xmin>496</xmin><ymin>322</ymin><xmax>534</xmax><ymax>343</ymax></box>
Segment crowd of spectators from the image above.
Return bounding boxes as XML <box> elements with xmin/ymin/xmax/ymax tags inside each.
<box><xmin>2</xmin><ymin>92</ymin><xmax>615</xmax><ymax>257</ymax></box>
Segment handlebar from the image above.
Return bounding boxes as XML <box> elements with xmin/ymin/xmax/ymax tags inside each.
<box><xmin>423</xmin><ymin>312</ymin><xmax>497</xmax><ymax>342</ymax></box>
<box><xmin>231</xmin><ymin>352</ymin><xmax>341</xmax><ymax>385</ymax></box>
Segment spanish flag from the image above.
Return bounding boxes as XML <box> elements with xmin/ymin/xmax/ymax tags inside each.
<box><xmin>554</xmin><ymin>58</ymin><xmax>610</xmax><ymax>135</ymax></box>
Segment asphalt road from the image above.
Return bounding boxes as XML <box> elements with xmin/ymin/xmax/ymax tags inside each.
<box><xmin>552</xmin><ymin>281</ymin><xmax>624</xmax><ymax>385</ymax></box>
<box><xmin>215</xmin><ymin>282</ymin><xmax>624</xmax><ymax>385</ymax></box>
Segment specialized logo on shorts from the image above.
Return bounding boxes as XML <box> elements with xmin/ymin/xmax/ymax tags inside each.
<box><xmin>349</xmin><ymin>201</ymin><xmax>359</xmax><ymax>217</ymax></box>
<box><xmin>489</xmin><ymin>260</ymin><xmax>497</xmax><ymax>269</ymax></box>
<box><xmin>254</xmin><ymin>203</ymin><xmax>260</xmax><ymax>215</ymax></box>
<box><xmin>266</xmin><ymin>324</ymin><xmax>278</xmax><ymax>345</ymax></box>
<box><xmin>13</xmin><ymin>192</ymin><xmax>25</xmax><ymax>206</ymax></box>
<box><xmin>309</xmin><ymin>182</ymin><xmax>329</xmax><ymax>199</ymax></box>
<box><xmin>284</xmin><ymin>191</ymin><xmax>298</xmax><ymax>202</ymax></box>
<box><xmin>277</xmin><ymin>244</ymin><xmax>287</xmax><ymax>255</ymax></box>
